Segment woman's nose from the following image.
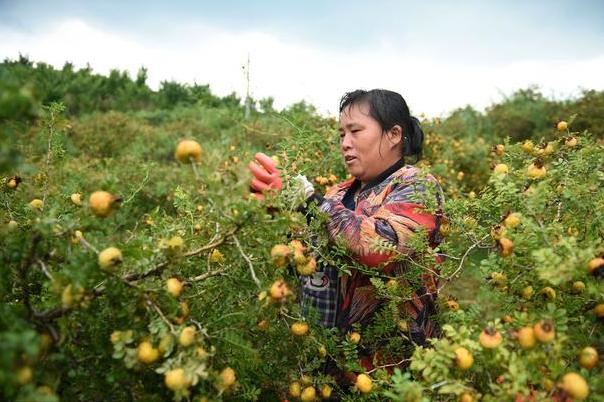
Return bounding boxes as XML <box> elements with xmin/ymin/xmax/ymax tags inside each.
<box><xmin>340</xmin><ymin>133</ymin><xmax>352</xmax><ymax>151</ymax></box>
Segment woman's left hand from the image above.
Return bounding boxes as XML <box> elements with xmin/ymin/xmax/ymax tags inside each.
<box><xmin>248</xmin><ymin>152</ymin><xmax>283</xmax><ymax>200</ymax></box>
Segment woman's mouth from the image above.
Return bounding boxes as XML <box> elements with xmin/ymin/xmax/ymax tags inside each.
<box><xmin>344</xmin><ymin>155</ymin><xmax>357</xmax><ymax>164</ymax></box>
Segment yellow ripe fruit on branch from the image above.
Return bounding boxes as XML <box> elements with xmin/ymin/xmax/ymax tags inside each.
<box><xmin>179</xmin><ymin>326</ymin><xmax>196</xmax><ymax>347</ymax></box>
<box><xmin>321</xmin><ymin>384</ymin><xmax>333</xmax><ymax>399</ymax></box>
<box><xmin>493</xmin><ymin>144</ymin><xmax>505</xmax><ymax>156</ymax></box>
<box><xmin>300</xmin><ymin>386</ymin><xmax>317</xmax><ymax>402</ymax></box>
<box><xmin>533</xmin><ymin>320</ymin><xmax>555</xmax><ymax>343</ymax></box>
<box><xmin>521</xmin><ymin>286</ymin><xmax>534</xmax><ymax>300</ymax></box>
<box><xmin>70</xmin><ymin>193</ymin><xmax>82</xmax><ymax>205</ymax></box>
<box><xmin>166</xmin><ymin>278</ymin><xmax>184</xmax><ymax>297</ymax></box>
<box><xmin>16</xmin><ymin>366</ymin><xmax>32</xmax><ymax>385</ymax></box>
<box><xmin>89</xmin><ymin>191</ymin><xmax>121</xmax><ymax>217</ymax></box>
<box><xmin>296</xmin><ymin>257</ymin><xmax>317</xmax><ymax>276</ymax></box>
<box><xmin>595</xmin><ymin>303</ymin><xmax>604</xmax><ymax>318</ymax></box>
<box><xmin>348</xmin><ymin>331</ymin><xmax>361</xmax><ymax>344</ymax></box>
<box><xmin>578</xmin><ymin>346</ymin><xmax>598</xmax><ymax>370</ymax></box>
<box><xmin>498</xmin><ymin>237</ymin><xmax>513</xmax><ymax>257</ymax></box>
<box><xmin>572</xmin><ymin>281</ymin><xmax>585</xmax><ymax>293</ymax></box>
<box><xmin>167</xmin><ymin>236</ymin><xmax>184</xmax><ymax>252</ymax></box>
<box><xmin>220</xmin><ymin>367</ymin><xmax>236</xmax><ymax>389</ymax></box>
<box><xmin>318</xmin><ymin>345</ymin><xmax>327</xmax><ymax>358</ymax></box>
<box><xmin>270</xmin><ymin>244</ymin><xmax>290</xmax><ymax>267</ymax></box>
<box><xmin>526</xmin><ymin>161</ymin><xmax>546</xmax><ymax>179</ymax></box>
<box><xmin>291</xmin><ymin>322</ymin><xmax>309</xmax><ymax>336</ymax></box>
<box><xmin>557</xmin><ymin>121</ymin><xmax>568</xmax><ymax>131</ymax></box>
<box><xmin>521</xmin><ymin>140</ymin><xmax>535</xmax><ymax>154</ymax></box>
<box><xmin>564</xmin><ymin>136</ymin><xmax>578</xmax><ymax>147</ymax></box>
<box><xmin>559</xmin><ymin>372</ymin><xmax>589</xmax><ymax>400</ymax></box>
<box><xmin>165</xmin><ymin>368</ymin><xmax>190</xmax><ymax>391</ymax></box>
<box><xmin>137</xmin><ymin>341</ymin><xmax>160</xmax><ymax>364</ymax></box>
<box><xmin>210</xmin><ymin>249</ymin><xmax>224</xmax><ymax>263</ymax></box>
<box><xmin>29</xmin><ymin>199</ymin><xmax>44</xmax><ymax>210</ymax></box>
<box><xmin>503</xmin><ymin>212</ymin><xmax>521</xmax><ymax>228</ymax></box>
<box><xmin>587</xmin><ymin>257</ymin><xmax>604</xmax><ymax>277</ymax></box>
<box><xmin>355</xmin><ymin>374</ymin><xmax>373</xmax><ymax>393</ymax></box>
<box><xmin>493</xmin><ymin>163</ymin><xmax>509</xmax><ymax>175</ymax></box>
<box><xmin>269</xmin><ymin>279</ymin><xmax>290</xmax><ymax>301</ymax></box>
<box><xmin>289</xmin><ymin>381</ymin><xmax>302</xmax><ymax>397</ymax></box>
<box><xmin>6</xmin><ymin>175</ymin><xmax>21</xmax><ymax>189</ymax></box>
<box><xmin>539</xmin><ymin>287</ymin><xmax>556</xmax><ymax>300</ymax></box>
<box><xmin>454</xmin><ymin>347</ymin><xmax>474</xmax><ymax>370</ymax></box>
<box><xmin>478</xmin><ymin>327</ymin><xmax>503</xmax><ymax>349</ymax></box>
<box><xmin>446</xmin><ymin>300</ymin><xmax>460</xmax><ymax>312</ymax></box>
<box><xmin>459</xmin><ymin>392</ymin><xmax>474</xmax><ymax>402</ymax></box>
<box><xmin>175</xmin><ymin>139</ymin><xmax>202</xmax><ymax>163</ymax></box>
<box><xmin>98</xmin><ymin>247</ymin><xmax>123</xmax><ymax>272</ymax></box>
<box><xmin>517</xmin><ymin>327</ymin><xmax>536</xmax><ymax>349</ymax></box>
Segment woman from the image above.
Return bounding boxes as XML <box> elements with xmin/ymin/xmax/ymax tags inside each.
<box><xmin>249</xmin><ymin>89</ymin><xmax>444</xmax><ymax>359</ymax></box>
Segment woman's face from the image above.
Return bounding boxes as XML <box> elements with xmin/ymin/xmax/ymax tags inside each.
<box><xmin>339</xmin><ymin>102</ymin><xmax>402</xmax><ymax>184</ymax></box>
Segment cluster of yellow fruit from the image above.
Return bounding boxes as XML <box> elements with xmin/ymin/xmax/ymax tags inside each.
<box><xmin>314</xmin><ymin>174</ymin><xmax>338</xmax><ymax>186</ymax></box>
<box><xmin>270</xmin><ymin>240</ymin><xmax>317</xmax><ymax>276</ymax></box>
<box><xmin>288</xmin><ymin>375</ymin><xmax>333</xmax><ymax>401</ymax></box>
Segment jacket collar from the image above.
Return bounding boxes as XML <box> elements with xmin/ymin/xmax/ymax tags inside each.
<box><xmin>345</xmin><ymin>158</ymin><xmax>407</xmax><ymax>198</ymax></box>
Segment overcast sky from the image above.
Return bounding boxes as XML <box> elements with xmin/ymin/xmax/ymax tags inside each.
<box><xmin>1</xmin><ymin>0</ymin><xmax>603</xmax><ymax>116</ymax></box>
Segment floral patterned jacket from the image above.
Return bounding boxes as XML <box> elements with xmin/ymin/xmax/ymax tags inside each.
<box><xmin>300</xmin><ymin>158</ymin><xmax>445</xmax><ymax>347</ymax></box>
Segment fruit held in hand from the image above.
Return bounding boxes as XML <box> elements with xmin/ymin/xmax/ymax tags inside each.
<box><xmin>89</xmin><ymin>191</ymin><xmax>121</xmax><ymax>217</ymax></box>
<box><xmin>175</xmin><ymin>139</ymin><xmax>202</xmax><ymax>163</ymax></box>
<box><xmin>98</xmin><ymin>247</ymin><xmax>123</xmax><ymax>272</ymax></box>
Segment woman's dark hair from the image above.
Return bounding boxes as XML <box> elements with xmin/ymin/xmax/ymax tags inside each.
<box><xmin>339</xmin><ymin>89</ymin><xmax>424</xmax><ymax>163</ymax></box>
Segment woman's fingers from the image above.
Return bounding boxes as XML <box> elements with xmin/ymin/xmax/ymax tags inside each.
<box><xmin>250</xmin><ymin>178</ymin><xmax>272</xmax><ymax>192</ymax></box>
<box><xmin>254</xmin><ymin>152</ymin><xmax>279</xmax><ymax>174</ymax></box>
<box><xmin>248</xmin><ymin>161</ymin><xmax>273</xmax><ymax>183</ymax></box>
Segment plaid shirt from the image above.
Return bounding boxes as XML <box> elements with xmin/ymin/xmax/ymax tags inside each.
<box><xmin>299</xmin><ymin>159</ymin><xmax>444</xmax><ymax>345</ymax></box>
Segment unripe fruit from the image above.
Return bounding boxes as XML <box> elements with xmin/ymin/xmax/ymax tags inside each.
<box><xmin>300</xmin><ymin>374</ymin><xmax>312</xmax><ymax>385</ymax></box>
<box><xmin>89</xmin><ymin>191</ymin><xmax>120</xmax><ymax>217</ymax></box>
<box><xmin>493</xmin><ymin>163</ymin><xmax>509</xmax><ymax>175</ymax></box>
<box><xmin>533</xmin><ymin>320</ymin><xmax>555</xmax><ymax>343</ymax></box>
<box><xmin>348</xmin><ymin>331</ymin><xmax>361</xmax><ymax>344</ymax></box>
<box><xmin>137</xmin><ymin>341</ymin><xmax>160</xmax><ymax>364</ymax></box>
<box><xmin>296</xmin><ymin>257</ymin><xmax>317</xmax><ymax>276</ymax></box>
<box><xmin>526</xmin><ymin>162</ymin><xmax>546</xmax><ymax>179</ymax></box>
<box><xmin>165</xmin><ymin>368</ymin><xmax>189</xmax><ymax>391</ymax></box>
<box><xmin>503</xmin><ymin>212</ymin><xmax>521</xmax><ymax>228</ymax></box>
<box><xmin>588</xmin><ymin>257</ymin><xmax>604</xmax><ymax>277</ymax></box>
<box><xmin>454</xmin><ymin>347</ymin><xmax>473</xmax><ymax>370</ymax></box>
<box><xmin>29</xmin><ymin>199</ymin><xmax>44</xmax><ymax>210</ymax></box>
<box><xmin>559</xmin><ymin>372</ymin><xmax>589</xmax><ymax>400</ymax></box>
<box><xmin>397</xmin><ymin>320</ymin><xmax>409</xmax><ymax>331</ymax></box>
<box><xmin>356</xmin><ymin>374</ymin><xmax>373</xmax><ymax>393</ymax></box>
<box><xmin>291</xmin><ymin>322</ymin><xmax>309</xmax><ymax>336</ymax></box>
<box><xmin>16</xmin><ymin>366</ymin><xmax>32</xmax><ymax>385</ymax></box>
<box><xmin>300</xmin><ymin>386</ymin><xmax>316</xmax><ymax>401</ymax></box>
<box><xmin>158</xmin><ymin>334</ymin><xmax>174</xmax><ymax>356</ymax></box>
<box><xmin>220</xmin><ymin>367</ymin><xmax>236</xmax><ymax>388</ymax></box>
<box><xmin>166</xmin><ymin>278</ymin><xmax>184</xmax><ymax>297</ymax></box>
<box><xmin>110</xmin><ymin>330</ymin><xmax>122</xmax><ymax>344</ymax></box>
<box><xmin>271</xmin><ymin>244</ymin><xmax>290</xmax><ymax>267</ymax></box>
<box><xmin>517</xmin><ymin>327</ymin><xmax>536</xmax><ymax>349</ymax></box>
<box><xmin>578</xmin><ymin>346</ymin><xmax>598</xmax><ymax>369</ymax></box>
<box><xmin>98</xmin><ymin>247</ymin><xmax>123</xmax><ymax>272</ymax></box>
<box><xmin>179</xmin><ymin>326</ymin><xmax>196</xmax><ymax>347</ymax></box>
<box><xmin>269</xmin><ymin>279</ymin><xmax>290</xmax><ymax>300</ymax></box>
<box><xmin>478</xmin><ymin>328</ymin><xmax>503</xmax><ymax>349</ymax></box>
<box><xmin>321</xmin><ymin>384</ymin><xmax>333</xmax><ymax>399</ymax></box>
<box><xmin>557</xmin><ymin>121</ymin><xmax>568</xmax><ymax>131</ymax></box>
<box><xmin>175</xmin><ymin>139</ymin><xmax>202</xmax><ymax>163</ymax></box>
<box><xmin>70</xmin><ymin>193</ymin><xmax>82</xmax><ymax>205</ymax></box>
<box><xmin>289</xmin><ymin>381</ymin><xmax>302</xmax><ymax>397</ymax></box>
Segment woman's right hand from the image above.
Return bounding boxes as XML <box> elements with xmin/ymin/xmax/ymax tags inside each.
<box><xmin>248</xmin><ymin>152</ymin><xmax>283</xmax><ymax>200</ymax></box>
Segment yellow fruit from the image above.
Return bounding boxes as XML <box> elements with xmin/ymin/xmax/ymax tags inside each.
<box><xmin>6</xmin><ymin>176</ymin><xmax>21</xmax><ymax>189</ymax></box>
<box><xmin>348</xmin><ymin>331</ymin><xmax>361</xmax><ymax>344</ymax></box>
<box><xmin>521</xmin><ymin>286</ymin><xmax>534</xmax><ymax>300</ymax></box>
<box><xmin>70</xmin><ymin>193</ymin><xmax>82</xmax><ymax>205</ymax></box>
<box><xmin>503</xmin><ymin>212</ymin><xmax>521</xmax><ymax>228</ymax></box>
<box><xmin>493</xmin><ymin>144</ymin><xmax>505</xmax><ymax>156</ymax></box>
<box><xmin>397</xmin><ymin>320</ymin><xmax>409</xmax><ymax>331</ymax></box>
<box><xmin>468</xmin><ymin>191</ymin><xmax>476</xmax><ymax>199</ymax></box>
<box><xmin>98</xmin><ymin>247</ymin><xmax>123</xmax><ymax>272</ymax></box>
<box><xmin>533</xmin><ymin>320</ymin><xmax>555</xmax><ymax>343</ymax></box>
<box><xmin>356</xmin><ymin>373</ymin><xmax>373</xmax><ymax>393</ymax></box>
<box><xmin>195</xmin><ymin>346</ymin><xmax>209</xmax><ymax>359</ymax></box>
<box><xmin>559</xmin><ymin>372</ymin><xmax>589</xmax><ymax>400</ymax></box>
<box><xmin>210</xmin><ymin>249</ymin><xmax>224</xmax><ymax>263</ymax></box>
<box><xmin>175</xmin><ymin>139</ymin><xmax>202</xmax><ymax>163</ymax></box>
<box><xmin>478</xmin><ymin>328</ymin><xmax>503</xmax><ymax>349</ymax></box>
<box><xmin>291</xmin><ymin>322</ymin><xmax>309</xmax><ymax>336</ymax></box>
<box><xmin>220</xmin><ymin>367</ymin><xmax>236</xmax><ymax>388</ymax></box>
<box><xmin>539</xmin><ymin>287</ymin><xmax>556</xmax><ymax>300</ymax></box>
<box><xmin>502</xmin><ymin>315</ymin><xmax>513</xmax><ymax>324</ymax></box>
<box><xmin>179</xmin><ymin>326</ymin><xmax>196</xmax><ymax>347</ymax></box>
<box><xmin>301</xmin><ymin>374</ymin><xmax>312</xmax><ymax>385</ymax></box>
<box><xmin>594</xmin><ymin>303</ymin><xmax>604</xmax><ymax>318</ymax></box>
<box><xmin>498</xmin><ymin>237</ymin><xmax>513</xmax><ymax>257</ymax></box>
<box><xmin>454</xmin><ymin>347</ymin><xmax>473</xmax><ymax>370</ymax></box>
<box><xmin>565</xmin><ymin>136</ymin><xmax>578</xmax><ymax>147</ymax></box>
<box><xmin>7</xmin><ymin>220</ymin><xmax>18</xmax><ymax>231</ymax></box>
<box><xmin>269</xmin><ymin>279</ymin><xmax>290</xmax><ymax>300</ymax></box>
<box><xmin>137</xmin><ymin>341</ymin><xmax>160</xmax><ymax>364</ymax></box>
<box><xmin>289</xmin><ymin>381</ymin><xmax>302</xmax><ymax>397</ymax></box>
<box><xmin>296</xmin><ymin>257</ymin><xmax>317</xmax><ymax>276</ymax></box>
<box><xmin>166</xmin><ymin>278</ymin><xmax>184</xmax><ymax>297</ymax></box>
<box><xmin>271</xmin><ymin>244</ymin><xmax>290</xmax><ymax>267</ymax></box>
<box><xmin>517</xmin><ymin>327</ymin><xmax>536</xmax><ymax>349</ymax></box>
<box><xmin>446</xmin><ymin>300</ymin><xmax>460</xmax><ymax>312</ymax></box>
<box><xmin>300</xmin><ymin>386</ymin><xmax>316</xmax><ymax>401</ymax></box>
<box><xmin>493</xmin><ymin>163</ymin><xmax>509</xmax><ymax>175</ymax></box>
<box><xmin>588</xmin><ymin>257</ymin><xmax>604</xmax><ymax>276</ymax></box>
<box><xmin>29</xmin><ymin>199</ymin><xmax>44</xmax><ymax>210</ymax></box>
<box><xmin>167</xmin><ymin>236</ymin><xmax>184</xmax><ymax>252</ymax></box>
<box><xmin>578</xmin><ymin>346</ymin><xmax>598</xmax><ymax>369</ymax></box>
<box><xmin>572</xmin><ymin>281</ymin><xmax>586</xmax><ymax>293</ymax></box>
<box><xmin>526</xmin><ymin>162</ymin><xmax>546</xmax><ymax>179</ymax></box>
<box><xmin>158</xmin><ymin>334</ymin><xmax>174</xmax><ymax>355</ymax></box>
<box><xmin>557</xmin><ymin>121</ymin><xmax>568</xmax><ymax>131</ymax></box>
<box><xmin>165</xmin><ymin>368</ymin><xmax>190</xmax><ymax>391</ymax></box>
<box><xmin>490</xmin><ymin>224</ymin><xmax>507</xmax><ymax>240</ymax></box>
<box><xmin>321</xmin><ymin>384</ymin><xmax>333</xmax><ymax>399</ymax></box>
<box><xmin>521</xmin><ymin>140</ymin><xmax>534</xmax><ymax>153</ymax></box>
<box><xmin>318</xmin><ymin>345</ymin><xmax>327</xmax><ymax>358</ymax></box>
<box><xmin>459</xmin><ymin>392</ymin><xmax>474</xmax><ymax>402</ymax></box>
<box><xmin>257</xmin><ymin>319</ymin><xmax>269</xmax><ymax>330</ymax></box>
<box><xmin>16</xmin><ymin>366</ymin><xmax>32</xmax><ymax>385</ymax></box>
<box><xmin>109</xmin><ymin>330</ymin><xmax>121</xmax><ymax>344</ymax></box>
<box><xmin>293</xmin><ymin>248</ymin><xmax>308</xmax><ymax>266</ymax></box>
<box><xmin>457</xmin><ymin>171</ymin><xmax>465</xmax><ymax>181</ymax></box>
<box><xmin>89</xmin><ymin>191</ymin><xmax>120</xmax><ymax>217</ymax></box>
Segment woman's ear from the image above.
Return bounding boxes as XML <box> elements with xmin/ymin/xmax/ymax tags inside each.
<box><xmin>386</xmin><ymin>125</ymin><xmax>403</xmax><ymax>150</ymax></box>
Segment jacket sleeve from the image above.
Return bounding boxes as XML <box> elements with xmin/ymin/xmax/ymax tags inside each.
<box><xmin>317</xmin><ymin>178</ymin><xmax>443</xmax><ymax>267</ymax></box>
